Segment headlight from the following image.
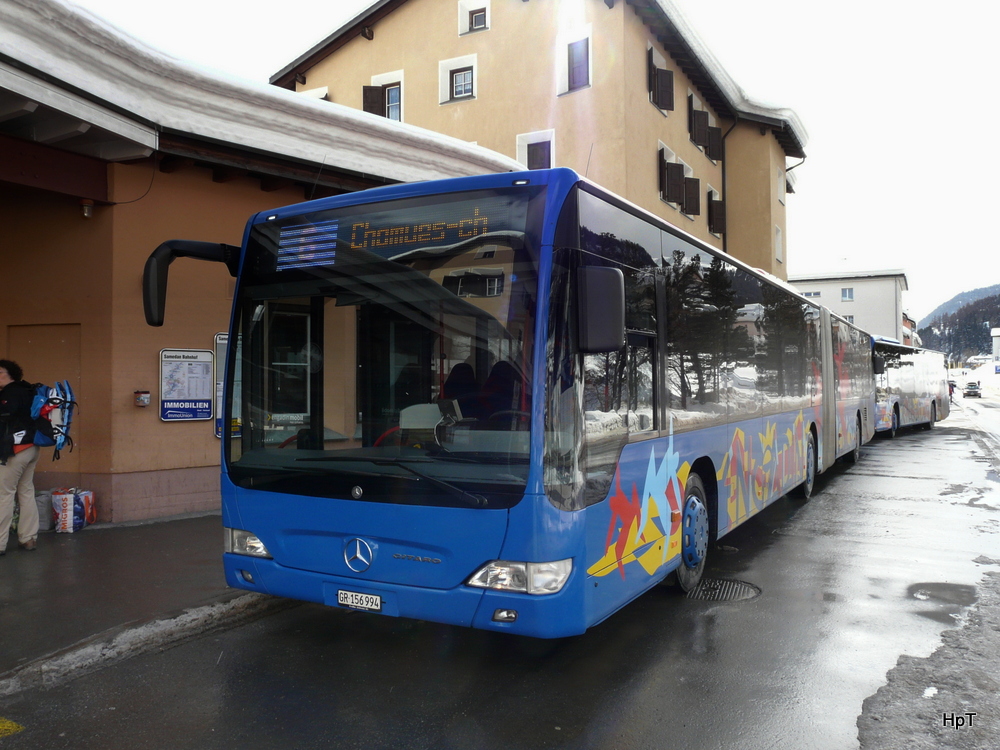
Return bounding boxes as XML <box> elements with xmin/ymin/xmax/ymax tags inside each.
<box><xmin>224</xmin><ymin>528</ymin><xmax>272</xmax><ymax>558</ymax></box>
<box><xmin>467</xmin><ymin>559</ymin><xmax>572</xmax><ymax>595</ymax></box>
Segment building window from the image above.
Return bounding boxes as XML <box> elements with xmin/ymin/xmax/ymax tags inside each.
<box><xmin>385</xmin><ymin>84</ymin><xmax>401</xmax><ymax>120</ymax></box>
<box><xmin>842</xmin><ymin>288</ymin><xmax>854</xmax><ymax>302</ymax></box>
<box><xmin>680</xmin><ymin>159</ymin><xmax>699</xmax><ymax>217</ymax></box>
<box><xmin>568</xmin><ymin>39</ymin><xmax>590</xmax><ymax>91</ymax></box>
<box><xmin>646</xmin><ymin>47</ymin><xmax>673</xmax><ymax>112</ymax></box>
<box><xmin>458</xmin><ymin>0</ymin><xmax>489</xmax><ymax>34</ymax></box>
<box><xmin>364</xmin><ymin>70</ymin><xmax>404</xmax><ymax>121</ymax></box>
<box><xmin>803</xmin><ymin>291</ymin><xmax>821</xmax><ymax>298</ymax></box>
<box><xmin>438</xmin><ymin>55</ymin><xmax>477</xmax><ymax>104</ymax></box>
<box><xmin>707</xmin><ymin>186</ymin><xmax>725</xmax><ymax>235</ymax></box>
<box><xmin>777</xmin><ymin>167</ymin><xmax>786</xmax><ymax>205</ymax></box>
<box><xmin>517</xmin><ymin>130</ymin><xmax>555</xmax><ymax>169</ymax></box>
<box><xmin>451</xmin><ymin>67</ymin><xmax>473</xmax><ymax>99</ymax></box>
<box><xmin>687</xmin><ymin>91</ymin><xmax>722</xmax><ymax>160</ymax></box>
<box><xmin>527</xmin><ymin>141</ymin><xmax>551</xmax><ymax>170</ymax></box>
<box><xmin>775</xmin><ymin>226</ymin><xmax>783</xmax><ymax>263</ymax></box>
<box><xmin>657</xmin><ymin>144</ymin><xmax>698</xmax><ymax>215</ymax></box>
<box><xmin>845</xmin><ymin>315</ymin><xmax>855</xmax><ymax>324</ymax></box>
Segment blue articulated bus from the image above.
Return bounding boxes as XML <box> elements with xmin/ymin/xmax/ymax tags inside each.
<box><xmin>873</xmin><ymin>337</ymin><xmax>949</xmax><ymax>437</ymax></box>
<box><xmin>144</xmin><ymin>168</ymin><xmax>876</xmax><ymax>638</ymax></box>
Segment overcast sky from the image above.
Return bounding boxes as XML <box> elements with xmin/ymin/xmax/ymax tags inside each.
<box><xmin>68</xmin><ymin>0</ymin><xmax>999</xmax><ymax>322</ymax></box>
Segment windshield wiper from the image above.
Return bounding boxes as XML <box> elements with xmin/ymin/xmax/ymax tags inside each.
<box><xmin>237</xmin><ymin>466</ymin><xmax>409</xmax><ymax>489</ymax></box>
<box><xmin>295</xmin><ymin>455</ymin><xmax>488</xmax><ymax>508</ymax></box>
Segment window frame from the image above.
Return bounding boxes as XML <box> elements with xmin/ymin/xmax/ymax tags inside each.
<box><xmin>384</xmin><ymin>83</ymin><xmax>401</xmax><ymax>121</ymax></box>
<box><xmin>458</xmin><ymin>0</ymin><xmax>490</xmax><ymax>34</ymax></box>
<box><xmin>841</xmin><ymin>287</ymin><xmax>855</xmax><ymax>302</ymax></box>
<box><xmin>646</xmin><ymin>47</ymin><xmax>674</xmax><ymax>113</ymax></box>
<box><xmin>517</xmin><ymin>130</ymin><xmax>555</xmax><ymax>169</ymax></box>
<box><xmin>556</xmin><ymin>26</ymin><xmax>592</xmax><ymax>96</ymax></box>
<box><xmin>365</xmin><ymin>70</ymin><xmax>404</xmax><ymax>121</ymax></box>
<box><xmin>707</xmin><ymin>185</ymin><xmax>725</xmax><ymax>236</ymax></box>
<box><xmin>438</xmin><ymin>55</ymin><xmax>477</xmax><ymax>104</ymax></box>
<box><xmin>450</xmin><ymin>66</ymin><xmax>474</xmax><ymax>100</ymax></box>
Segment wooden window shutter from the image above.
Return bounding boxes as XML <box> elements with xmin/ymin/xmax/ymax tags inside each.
<box><xmin>657</xmin><ymin>149</ymin><xmax>666</xmax><ymax>195</ymax></box>
<box><xmin>706</xmin><ymin>126</ymin><xmax>723</xmax><ymax>160</ymax></box>
<box><xmin>683</xmin><ymin>177</ymin><xmax>701</xmax><ymax>215</ymax></box>
<box><xmin>363</xmin><ymin>86</ymin><xmax>385</xmax><ymax>116</ymax></box>
<box><xmin>692</xmin><ymin>110</ymin><xmax>710</xmax><ymax>147</ymax></box>
<box><xmin>665</xmin><ymin>162</ymin><xmax>685</xmax><ymax>204</ymax></box>
<box><xmin>708</xmin><ymin>197</ymin><xmax>726</xmax><ymax>234</ymax></box>
<box><xmin>654</xmin><ymin>68</ymin><xmax>674</xmax><ymax>111</ymax></box>
<box><xmin>647</xmin><ymin>49</ymin><xmax>655</xmax><ymax>94</ymax></box>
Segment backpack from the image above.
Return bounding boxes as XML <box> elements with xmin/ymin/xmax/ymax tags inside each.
<box><xmin>30</xmin><ymin>381</ymin><xmax>77</xmax><ymax>460</ymax></box>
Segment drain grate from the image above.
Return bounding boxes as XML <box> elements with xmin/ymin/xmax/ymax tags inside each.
<box><xmin>686</xmin><ymin>577</ymin><xmax>761</xmax><ymax>602</ymax></box>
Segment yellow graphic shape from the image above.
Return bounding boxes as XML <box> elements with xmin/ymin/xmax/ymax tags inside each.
<box><xmin>677</xmin><ymin>461</ymin><xmax>691</xmax><ymax>489</ymax></box>
<box><xmin>0</xmin><ymin>718</ymin><xmax>24</xmax><ymax>738</ymax></box>
<box><xmin>760</xmin><ymin>421</ymin><xmax>776</xmax><ymax>466</ymax></box>
<box><xmin>724</xmin><ymin>428</ymin><xmax>752</xmax><ymax>525</ymax></box>
<box><xmin>587</xmin><ymin>495</ymin><xmax>664</xmax><ymax>577</ymax></box>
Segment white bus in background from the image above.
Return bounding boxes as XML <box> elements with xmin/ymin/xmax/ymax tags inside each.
<box><xmin>873</xmin><ymin>337</ymin><xmax>949</xmax><ymax>437</ymax></box>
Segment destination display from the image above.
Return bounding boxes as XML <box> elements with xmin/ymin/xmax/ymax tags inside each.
<box><xmin>268</xmin><ymin>191</ymin><xmax>530</xmax><ymax>271</ymax></box>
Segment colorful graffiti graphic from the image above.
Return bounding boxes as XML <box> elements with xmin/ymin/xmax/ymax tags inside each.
<box><xmin>587</xmin><ymin>432</ymin><xmax>686</xmax><ymax>579</ymax></box>
<box><xmin>722</xmin><ymin>412</ymin><xmax>806</xmax><ymax>528</ymax></box>
<box><xmin>588</xmin><ymin>411</ymin><xmax>810</xmax><ymax>580</ymax></box>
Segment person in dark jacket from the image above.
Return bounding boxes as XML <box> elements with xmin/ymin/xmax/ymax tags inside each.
<box><xmin>0</xmin><ymin>359</ymin><xmax>40</xmax><ymax>554</ymax></box>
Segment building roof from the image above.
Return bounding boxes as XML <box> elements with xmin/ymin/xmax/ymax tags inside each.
<box><xmin>269</xmin><ymin>0</ymin><xmax>808</xmax><ymax>159</ymax></box>
<box><xmin>0</xmin><ymin>0</ymin><xmax>521</xmax><ymax>190</ymax></box>
<box><xmin>788</xmin><ymin>270</ymin><xmax>908</xmax><ymax>291</ymax></box>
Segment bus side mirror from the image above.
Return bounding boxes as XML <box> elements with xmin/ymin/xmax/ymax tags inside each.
<box><xmin>577</xmin><ymin>266</ymin><xmax>625</xmax><ymax>353</ymax></box>
<box><xmin>143</xmin><ymin>241</ymin><xmax>241</xmax><ymax>326</ymax></box>
<box><xmin>873</xmin><ymin>355</ymin><xmax>885</xmax><ymax>375</ymax></box>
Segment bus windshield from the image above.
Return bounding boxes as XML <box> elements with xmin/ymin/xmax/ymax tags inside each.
<box><xmin>225</xmin><ymin>187</ymin><xmax>543</xmax><ymax>509</ymax></box>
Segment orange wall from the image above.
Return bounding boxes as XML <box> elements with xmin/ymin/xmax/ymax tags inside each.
<box><xmin>108</xmin><ymin>161</ymin><xmax>305</xmax><ymax>474</ymax></box>
<box><xmin>0</xmin><ymin>184</ymin><xmax>112</xmax><ymax>477</ymax></box>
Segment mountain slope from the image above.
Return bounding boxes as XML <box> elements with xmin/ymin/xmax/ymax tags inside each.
<box><xmin>919</xmin><ymin>284</ymin><xmax>1000</xmax><ymax>329</ymax></box>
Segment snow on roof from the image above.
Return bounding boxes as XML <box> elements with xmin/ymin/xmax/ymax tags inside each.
<box><xmin>0</xmin><ymin>0</ymin><xmax>521</xmax><ymax>184</ymax></box>
<box><xmin>648</xmin><ymin>0</ymin><xmax>807</xmax><ymax>151</ymax></box>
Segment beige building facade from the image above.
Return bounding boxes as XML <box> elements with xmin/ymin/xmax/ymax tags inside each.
<box><xmin>272</xmin><ymin>0</ymin><xmax>807</xmax><ymax>278</ymax></box>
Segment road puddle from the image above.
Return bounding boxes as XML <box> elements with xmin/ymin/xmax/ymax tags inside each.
<box><xmin>907</xmin><ymin>582</ymin><xmax>977</xmax><ymax>624</ymax></box>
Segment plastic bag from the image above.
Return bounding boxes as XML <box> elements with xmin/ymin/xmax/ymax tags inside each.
<box><xmin>52</xmin><ymin>489</ymin><xmax>96</xmax><ymax>533</ymax></box>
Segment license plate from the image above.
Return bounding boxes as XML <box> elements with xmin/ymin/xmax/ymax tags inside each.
<box><xmin>337</xmin><ymin>590</ymin><xmax>382</xmax><ymax>612</ymax></box>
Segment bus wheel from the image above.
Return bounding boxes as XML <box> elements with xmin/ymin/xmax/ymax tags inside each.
<box><xmin>847</xmin><ymin>416</ymin><xmax>861</xmax><ymax>464</ymax></box>
<box><xmin>676</xmin><ymin>474</ymin><xmax>709</xmax><ymax>592</ymax></box>
<box><xmin>794</xmin><ymin>431</ymin><xmax>816</xmax><ymax>500</ymax></box>
<box><xmin>888</xmin><ymin>408</ymin><xmax>898</xmax><ymax>439</ymax></box>
<box><xmin>924</xmin><ymin>403</ymin><xmax>936</xmax><ymax>430</ymax></box>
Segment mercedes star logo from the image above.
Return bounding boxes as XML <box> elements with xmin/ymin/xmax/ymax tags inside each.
<box><xmin>344</xmin><ymin>538</ymin><xmax>374</xmax><ymax>573</ymax></box>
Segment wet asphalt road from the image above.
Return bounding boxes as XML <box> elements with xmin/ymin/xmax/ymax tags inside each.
<box><xmin>1</xmin><ymin>406</ymin><xmax>998</xmax><ymax>750</ymax></box>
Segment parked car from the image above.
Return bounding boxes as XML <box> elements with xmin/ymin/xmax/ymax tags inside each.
<box><xmin>964</xmin><ymin>382</ymin><xmax>982</xmax><ymax>398</ymax></box>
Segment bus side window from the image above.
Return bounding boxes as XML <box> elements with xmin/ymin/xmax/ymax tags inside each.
<box><xmin>627</xmin><ymin>332</ymin><xmax>655</xmax><ymax>432</ymax></box>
